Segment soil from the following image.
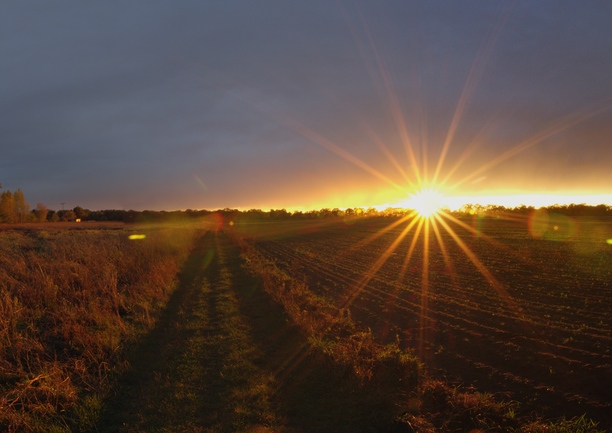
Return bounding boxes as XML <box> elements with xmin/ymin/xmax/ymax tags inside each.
<box><xmin>249</xmin><ymin>217</ymin><xmax>612</xmax><ymax>429</ymax></box>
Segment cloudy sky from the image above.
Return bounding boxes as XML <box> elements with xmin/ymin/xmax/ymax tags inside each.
<box><xmin>2</xmin><ymin>1</ymin><xmax>611</xmax><ymax>211</ymax></box>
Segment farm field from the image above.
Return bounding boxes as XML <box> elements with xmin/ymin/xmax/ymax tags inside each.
<box><xmin>0</xmin><ymin>223</ymin><xmax>424</xmax><ymax>432</ymax></box>
<box><xmin>2</xmin><ymin>217</ymin><xmax>610</xmax><ymax>432</ymax></box>
<box><xmin>233</xmin><ymin>215</ymin><xmax>612</xmax><ymax>428</ymax></box>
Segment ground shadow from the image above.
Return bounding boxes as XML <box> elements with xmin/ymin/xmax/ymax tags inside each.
<box><xmin>93</xmin><ymin>230</ymin><xmax>219</xmax><ymax>432</ymax></box>
<box><xmin>93</xmin><ymin>230</ymin><xmax>406</xmax><ymax>432</ymax></box>
<box><xmin>224</xmin><ymin>233</ymin><xmax>407</xmax><ymax>433</ymax></box>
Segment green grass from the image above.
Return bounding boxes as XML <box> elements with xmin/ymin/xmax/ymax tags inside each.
<box><xmin>519</xmin><ymin>414</ymin><xmax>606</xmax><ymax>433</ymax></box>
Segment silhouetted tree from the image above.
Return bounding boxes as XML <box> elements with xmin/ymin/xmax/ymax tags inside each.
<box><xmin>0</xmin><ymin>190</ymin><xmax>16</xmax><ymax>223</ymax></box>
<box><xmin>270</xmin><ymin>209</ymin><xmax>290</xmax><ymax>219</ymax></box>
<box><xmin>34</xmin><ymin>203</ymin><xmax>49</xmax><ymax>223</ymax></box>
<box><xmin>13</xmin><ymin>189</ymin><xmax>29</xmax><ymax>223</ymax></box>
<box><xmin>318</xmin><ymin>208</ymin><xmax>331</xmax><ymax>218</ymax></box>
<box><xmin>73</xmin><ymin>206</ymin><xmax>90</xmax><ymax>220</ymax></box>
<box><xmin>245</xmin><ymin>209</ymin><xmax>267</xmax><ymax>220</ymax></box>
<box><xmin>62</xmin><ymin>210</ymin><xmax>77</xmax><ymax>222</ymax></box>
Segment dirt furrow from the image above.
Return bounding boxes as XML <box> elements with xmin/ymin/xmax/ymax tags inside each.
<box><xmin>247</xmin><ymin>221</ymin><xmax>612</xmax><ymax>428</ymax></box>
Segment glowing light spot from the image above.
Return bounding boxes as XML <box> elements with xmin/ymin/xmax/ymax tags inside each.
<box><xmin>128</xmin><ymin>234</ymin><xmax>146</xmax><ymax>240</ymax></box>
<box><xmin>529</xmin><ymin>211</ymin><xmax>578</xmax><ymax>241</ymax></box>
<box><xmin>202</xmin><ymin>249</ymin><xmax>214</xmax><ymax>269</ymax></box>
<box><xmin>203</xmin><ymin>212</ymin><xmax>224</xmax><ymax>231</ymax></box>
<box><xmin>229</xmin><ymin>221</ymin><xmax>234</xmax><ymax>226</ymax></box>
<box><xmin>407</xmin><ymin>188</ymin><xmax>444</xmax><ymax>218</ymax></box>
<box><xmin>528</xmin><ymin>209</ymin><xmax>549</xmax><ymax>238</ymax></box>
<box><xmin>607</xmin><ymin>239</ymin><xmax>612</xmax><ymax>245</ymax></box>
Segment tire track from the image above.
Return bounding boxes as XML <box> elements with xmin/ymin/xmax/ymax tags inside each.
<box><xmin>94</xmin><ymin>231</ymin><xmax>281</xmax><ymax>432</ymax></box>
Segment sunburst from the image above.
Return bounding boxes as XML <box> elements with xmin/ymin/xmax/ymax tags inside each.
<box><xmin>402</xmin><ymin>188</ymin><xmax>445</xmax><ymax>219</ymax></box>
<box><xmin>220</xmin><ymin>4</ymin><xmax>609</xmax><ymax>368</ymax></box>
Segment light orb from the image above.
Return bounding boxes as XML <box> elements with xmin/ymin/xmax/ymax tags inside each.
<box><xmin>408</xmin><ymin>188</ymin><xmax>444</xmax><ymax>218</ymax></box>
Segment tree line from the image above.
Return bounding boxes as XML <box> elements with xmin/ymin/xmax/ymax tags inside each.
<box><xmin>0</xmin><ymin>185</ymin><xmax>610</xmax><ymax>224</ymax></box>
<box><xmin>0</xmin><ymin>184</ymin><xmax>39</xmax><ymax>223</ymax></box>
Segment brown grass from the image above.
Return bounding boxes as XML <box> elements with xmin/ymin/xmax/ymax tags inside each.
<box><xmin>0</xmin><ymin>221</ymin><xmax>126</xmax><ymax>231</ymax></box>
<box><xmin>230</xmin><ymin>231</ymin><xmax>421</xmax><ymax>395</ymax></box>
<box><xmin>0</xmin><ymin>225</ymin><xmax>198</xmax><ymax>432</ymax></box>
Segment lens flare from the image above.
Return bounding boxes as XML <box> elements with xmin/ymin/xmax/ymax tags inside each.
<box><xmin>406</xmin><ymin>188</ymin><xmax>444</xmax><ymax>218</ymax></box>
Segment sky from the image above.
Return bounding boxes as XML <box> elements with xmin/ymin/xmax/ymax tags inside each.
<box><xmin>1</xmin><ymin>1</ymin><xmax>612</xmax><ymax>212</ymax></box>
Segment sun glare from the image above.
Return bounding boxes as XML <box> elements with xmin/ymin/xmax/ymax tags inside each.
<box><xmin>405</xmin><ymin>188</ymin><xmax>444</xmax><ymax>218</ymax></box>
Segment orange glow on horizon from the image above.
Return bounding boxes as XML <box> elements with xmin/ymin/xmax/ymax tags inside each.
<box><xmin>395</xmin><ymin>188</ymin><xmax>445</xmax><ymax>218</ymax></box>
<box><xmin>238</xmin><ymin>191</ymin><xmax>611</xmax><ymax>215</ymax></box>
<box><xmin>367</xmin><ymin>192</ymin><xmax>611</xmax><ymax>214</ymax></box>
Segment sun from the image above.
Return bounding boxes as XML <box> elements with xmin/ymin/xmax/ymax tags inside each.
<box><xmin>404</xmin><ymin>188</ymin><xmax>444</xmax><ymax>218</ymax></box>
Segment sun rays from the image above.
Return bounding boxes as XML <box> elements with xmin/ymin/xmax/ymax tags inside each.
<box><xmin>298</xmin><ymin>9</ymin><xmax>612</xmax><ymax>362</ymax></box>
<box><xmin>400</xmin><ymin>188</ymin><xmax>445</xmax><ymax>219</ymax></box>
<box><xmin>208</xmin><ymin>3</ymin><xmax>611</xmax><ymax>364</ymax></box>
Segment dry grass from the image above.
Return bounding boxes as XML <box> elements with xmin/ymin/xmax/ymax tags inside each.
<box><xmin>0</xmin><ymin>225</ymin><xmax>198</xmax><ymax>432</ymax></box>
<box><xmin>0</xmin><ymin>221</ymin><xmax>126</xmax><ymax>231</ymax></box>
<box><xmin>234</xmin><ymin>233</ymin><xmax>419</xmax><ymax>378</ymax></box>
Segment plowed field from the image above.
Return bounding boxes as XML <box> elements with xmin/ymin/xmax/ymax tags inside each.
<box><xmin>234</xmin><ymin>216</ymin><xmax>612</xmax><ymax>428</ymax></box>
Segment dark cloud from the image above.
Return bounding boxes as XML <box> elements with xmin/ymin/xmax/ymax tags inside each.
<box><xmin>1</xmin><ymin>1</ymin><xmax>611</xmax><ymax>211</ymax></box>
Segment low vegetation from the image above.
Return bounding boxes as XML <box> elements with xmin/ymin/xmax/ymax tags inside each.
<box><xmin>0</xmin><ymin>213</ymin><xmax>608</xmax><ymax>432</ymax></box>
<box><xmin>233</xmin><ymin>231</ymin><xmax>422</xmax><ymax>384</ymax></box>
<box><xmin>0</xmin><ymin>225</ymin><xmax>198</xmax><ymax>432</ymax></box>
<box><xmin>93</xmin><ymin>231</ymin><xmax>282</xmax><ymax>432</ymax></box>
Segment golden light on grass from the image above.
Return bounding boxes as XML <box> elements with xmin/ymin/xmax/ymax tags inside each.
<box><xmin>128</xmin><ymin>234</ymin><xmax>147</xmax><ymax>240</ymax></box>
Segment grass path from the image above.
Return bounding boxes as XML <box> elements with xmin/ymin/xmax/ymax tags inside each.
<box><xmin>94</xmin><ymin>230</ymin><xmax>398</xmax><ymax>433</ymax></box>
<box><xmin>94</xmin><ymin>231</ymin><xmax>282</xmax><ymax>432</ymax></box>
